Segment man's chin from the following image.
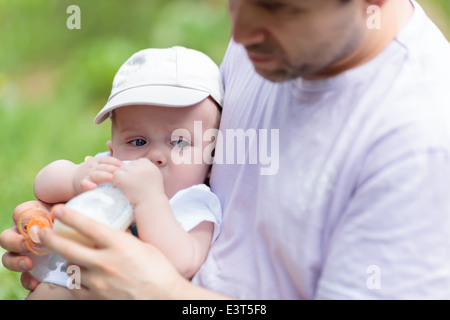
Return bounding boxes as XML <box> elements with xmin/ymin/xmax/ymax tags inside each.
<box><xmin>253</xmin><ymin>66</ymin><xmax>297</xmax><ymax>83</ymax></box>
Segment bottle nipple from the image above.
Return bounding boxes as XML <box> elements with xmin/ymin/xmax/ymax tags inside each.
<box><xmin>17</xmin><ymin>208</ymin><xmax>53</xmax><ymax>255</ymax></box>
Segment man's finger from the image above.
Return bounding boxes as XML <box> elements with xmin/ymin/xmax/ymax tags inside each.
<box><xmin>13</xmin><ymin>200</ymin><xmax>52</xmax><ymax>223</ymax></box>
<box><xmin>20</xmin><ymin>272</ymin><xmax>40</xmax><ymax>291</ymax></box>
<box><xmin>0</xmin><ymin>227</ymin><xmax>27</xmax><ymax>253</ymax></box>
<box><xmin>51</xmin><ymin>204</ymin><xmax>125</xmax><ymax>248</ymax></box>
<box><xmin>1</xmin><ymin>251</ymin><xmax>33</xmax><ymax>272</ymax></box>
<box><xmin>40</xmin><ymin>205</ymin><xmax>126</xmax><ymax>263</ymax></box>
<box><xmin>39</xmin><ymin>227</ymin><xmax>96</xmax><ymax>268</ymax></box>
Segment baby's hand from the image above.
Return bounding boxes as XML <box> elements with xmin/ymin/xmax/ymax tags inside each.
<box><xmin>73</xmin><ymin>156</ymin><xmax>123</xmax><ymax>195</ymax></box>
<box><xmin>113</xmin><ymin>158</ymin><xmax>165</xmax><ymax>206</ymax></box>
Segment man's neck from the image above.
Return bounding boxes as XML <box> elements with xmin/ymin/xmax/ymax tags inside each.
<box><xmin>308</xmin><ymin>0</ymin><xmax>414</xmax><ymax>80</ymax></box>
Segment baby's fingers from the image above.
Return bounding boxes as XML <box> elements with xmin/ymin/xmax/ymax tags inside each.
<box><xmin>86</xmin><ymin>170</ymin><xmax>115</xmax><ymax>186</ymax></box>
<box><xmin>96</xmin><ymin>156</ymin><xmax>123</xmax><ymax>167</ymax></box>
<box><xmin>80</xmin><ymin>179</ymin><xmax>98</xmax><ymax>192</ymax></box>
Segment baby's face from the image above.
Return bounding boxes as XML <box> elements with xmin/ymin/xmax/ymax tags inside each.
<box><xmin>108</xmin><ymin>98</ymin><xmax>220</xmax><ymax>198</ymax></box>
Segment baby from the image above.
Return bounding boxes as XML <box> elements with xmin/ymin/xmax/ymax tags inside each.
<box><xmin>26</xmin><ymin>46</ymin><xmax>223</xmax><ymax>299</ymax></box>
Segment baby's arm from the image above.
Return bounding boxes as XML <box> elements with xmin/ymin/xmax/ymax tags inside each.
<box><xmin>135</xmin><ymin>196</ymin><xmax>213</xmax><ymax>279</ymax></box>
<box><xmin>33</xmin><ymin>156</ymin><xmax>122</xmax><ymax>204</ymax></box>
<box><xmin>33</xmin><ymin>160</ymin><xmax>80</xmax><ymax>203</ymax></box>
<box><xmin>113</xmin><ymin>159</ymin><xmax>213</xmax><ymax>279</ymax></box>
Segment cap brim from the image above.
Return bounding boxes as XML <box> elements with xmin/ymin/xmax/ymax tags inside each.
<box><xmin>94</xmin><ymin>85</ymin><xmax>210</xmax><ymax>124</ymax></box>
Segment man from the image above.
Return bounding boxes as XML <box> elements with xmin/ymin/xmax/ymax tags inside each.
<box><xmin>2</xmin><ymin>0</ymin><xmax>450</xmax><ymax>299</ymax></box>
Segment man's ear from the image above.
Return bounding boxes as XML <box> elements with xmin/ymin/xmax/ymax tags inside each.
<box><xmin>107</xmin><ymin>140</ymin><xmax>114</xmax><ymax>156</ymax></box>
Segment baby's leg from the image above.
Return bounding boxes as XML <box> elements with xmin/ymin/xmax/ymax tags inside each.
<box><xmin>26</xmin><ymin>282</ymin><xmax>79</xmax><ymax>300</ymax></box>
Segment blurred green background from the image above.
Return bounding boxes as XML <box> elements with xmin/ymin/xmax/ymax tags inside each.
<box><xmin>0</xmin><ymin>0</ymin><xmax>448</xmax><ymax>300</ymax></box>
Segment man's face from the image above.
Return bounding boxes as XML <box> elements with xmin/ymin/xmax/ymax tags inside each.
<box><xmin>228</xmin><ymin>0</ymin><xmax>367</xmax><ymax>81</ymax></box>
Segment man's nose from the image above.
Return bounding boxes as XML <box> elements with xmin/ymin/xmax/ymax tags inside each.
<box><xmin>229</xmin><ymin>0</ymin><xmax>266</xmax><ymax>47</ymax></box>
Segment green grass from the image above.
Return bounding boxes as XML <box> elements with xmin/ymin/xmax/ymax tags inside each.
<box><xmin>419</xmin><ymin>0</ymin><xmax>450</xmax><ymax>36</ymax></box>
<box><xmin>0</xmin><ymin>0</ymin><xmax>448</xmax><ymax>300</ymax></box>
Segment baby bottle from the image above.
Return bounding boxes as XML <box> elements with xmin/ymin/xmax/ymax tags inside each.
<box><xmin>18</xmin><ymin>183</ymin><xmax>134</xmax><ymax>252</ymax></box>
<box><xmin>53</xmin><ymin>183</ymin><xmax>134</xmax><ymax>246</ymax></box>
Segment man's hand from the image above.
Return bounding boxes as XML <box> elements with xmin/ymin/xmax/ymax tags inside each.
<box><xmin>39</xmin><ymin>204</ymin><xmax>187</xmax><ymax>299</ymax></box>
<box><xmin>0</xmin><ymin>200</ymin><xmax>53</xmax><ymax>291</ymax></box>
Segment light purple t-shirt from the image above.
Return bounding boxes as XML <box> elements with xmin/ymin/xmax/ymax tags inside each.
<box><xmin>192</xmin><ymin>1</ymin><xmax>450</xmax><ymax>299</ymax></box>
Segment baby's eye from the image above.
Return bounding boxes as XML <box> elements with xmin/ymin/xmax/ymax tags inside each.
<box><xmin>130</xmin><ymin>139</ymin><xmax>147</xmax><ymax>147</ymax></box>
<box><xmin>171</xmin><ymin>139</ymin><xmax>189</xmax><ymax>149</ymax></box>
